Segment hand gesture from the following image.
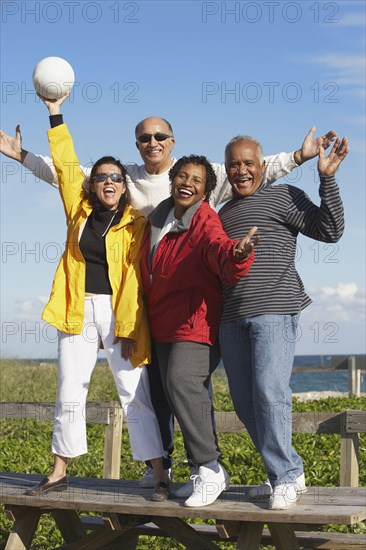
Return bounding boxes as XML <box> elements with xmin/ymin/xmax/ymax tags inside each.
<box><xmin>318</xmin><ymin>137</ymin><xmax>349</xmax><ymax>177</ymax></box>
<box><xmin>295</xmin><ymin>126</ymin><xmax>337</xmax><ymax>165</ymax></box>
<box><xmin>234</xmin><ymin>226</ymin><xmax>259</xmax><ymax>259</ymax></box>
<box><xmin>113</xmin><ymin>337</ymin><xmax>137</xmax><ymax>360</ymax></box>
<box><xmin>0</xmin><ymin>125</ymin><xmax>22</xmax><ymax>161</ymax></box>
<box><xmin>37</xmin><ymin>89</ymin><xmax>70</xmax><ymax>116</ymax></box>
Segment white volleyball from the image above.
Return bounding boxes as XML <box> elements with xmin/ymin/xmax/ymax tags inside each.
<box><xmin>32</xmin><ymin>57</ymin><xmax>75</xmax><ymax>100</ymax></box>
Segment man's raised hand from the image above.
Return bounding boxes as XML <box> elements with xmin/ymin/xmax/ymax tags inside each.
<box><xmin>318</xmin><ymin>137</ymin><xmax>349</xmax><ymax>177</ymax></box>
<box><xmin>294</xmin><ymin>126</ymin><xmax>337</xmax><ymax>165</ymax></box>
<box><xmin>0</xmin><ymin>125</ymin><xmax>23</xmax><ymax>161</ymax></box>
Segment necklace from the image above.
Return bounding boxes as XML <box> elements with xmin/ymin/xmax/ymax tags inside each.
<box><xmin>101</xmin><ymin>209</ymin><xmax>119</xmax><ymax>237</ymax></box>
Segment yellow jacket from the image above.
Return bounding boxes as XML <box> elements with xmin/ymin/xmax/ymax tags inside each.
<box><xmin>42</xmin><ymin>124</ymin><xmax>151</xmax><ymax>367</ymax></box>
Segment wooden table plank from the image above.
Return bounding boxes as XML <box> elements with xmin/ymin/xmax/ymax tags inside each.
<box><xmin>1</xmin><ymin>473</ymin><xmax>365</xmax><ymax>525</ymax></box>
<box><xmin>2</xmin><ymin>481</ymin><xmax>365</xmax><ymax>550</ymax></box>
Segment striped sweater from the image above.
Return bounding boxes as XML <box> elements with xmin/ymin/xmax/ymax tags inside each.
<box><xmin>219</xmin><ymin>175</ymin><xmax>344</xmax><ymax>321</ymax></box>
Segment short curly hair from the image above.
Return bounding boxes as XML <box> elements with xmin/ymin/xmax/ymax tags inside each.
<box><xmin>169</xmin><ymin>155</ymin><xmax>217</xmax><ymax>202</ymax></box>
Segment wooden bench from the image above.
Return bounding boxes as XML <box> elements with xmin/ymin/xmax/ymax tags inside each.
<box><xmin>1</xmin><ymin>473</ymin><xmax>365</xmax><ymax>549</ymax></box>
<box><xmin>1</xmin><ymin>404</ymin><xmax>365</xmax><ymax>548</ymax></box>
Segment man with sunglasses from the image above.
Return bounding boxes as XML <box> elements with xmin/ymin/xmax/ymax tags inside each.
<box><xmin>0</xmin><ymin>117</ymin><xmax>337</xmax><ymax>489</ymax></box>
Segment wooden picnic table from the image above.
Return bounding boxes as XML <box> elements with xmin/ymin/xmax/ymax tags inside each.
<box><xmin>1</xmin><ymin>472</ymin><xmax>365</xmax><ymax>549</ymax></box>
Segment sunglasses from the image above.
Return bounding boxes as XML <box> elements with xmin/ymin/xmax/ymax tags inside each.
<box><xmin>92</xmin><ymin>173</ymin><xmax>124</xmax><ymax>184</ymax></box>
<box><xmin>137</xmin><ymin>132</ymin><xmax>173</xmax><ymax>144</ymax></box>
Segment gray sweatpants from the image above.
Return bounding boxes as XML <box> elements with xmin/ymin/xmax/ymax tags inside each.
<box><xmin>156</xmin><ymin>341</ymin><xmax>221</xmax><ymax>465</ymax></box>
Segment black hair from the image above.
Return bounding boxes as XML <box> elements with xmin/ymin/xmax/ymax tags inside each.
<box><xmin>87</xmin><ymin>156</ymin><xmax>130</xmax><ymax>211</ymax></box>
<box><xmin>169</xmin><ymin>155</ymin><xmax>217</xmax><ymax>202</ymax></box>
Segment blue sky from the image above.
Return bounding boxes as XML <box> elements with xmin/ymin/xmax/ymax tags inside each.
<box><xmin>1</xmin><ymin>0</ymin><xmax>365</xmax><ymax>358</ymax></box>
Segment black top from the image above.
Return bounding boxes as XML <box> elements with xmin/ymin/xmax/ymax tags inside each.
<box><xmin>79</xmin><ymin>208</ymin><xmax>122</xmax><ymax>294</ymax></box>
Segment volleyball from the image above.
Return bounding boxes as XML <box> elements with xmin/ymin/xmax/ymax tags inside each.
<box><xmin>32</xmin><ymin>57</ymin><xmax>75</xmax><ymax>100</ymax></box>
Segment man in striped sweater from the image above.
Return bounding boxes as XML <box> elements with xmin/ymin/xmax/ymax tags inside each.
<box><xmin>219</xmin><ymin>134</ymin><xmax>348</xmax><ymax>510</ymax></box>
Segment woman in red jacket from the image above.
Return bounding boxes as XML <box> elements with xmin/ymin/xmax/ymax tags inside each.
<box><xmin>140</xmin><ymin>155</ymin><xmax>258</xmax><ymax>507</ymax></box>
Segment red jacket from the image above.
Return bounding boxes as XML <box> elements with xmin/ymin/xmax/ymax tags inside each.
<box><xmin>140</xmin><ymin>198</ymin><xmax>254</xmax><ymax>345</ymax></box>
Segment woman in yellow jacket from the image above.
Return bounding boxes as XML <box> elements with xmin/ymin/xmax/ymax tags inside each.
<box><xmin>26</xmin><ymin>93</ymin><xmax>168</xmax><ymax>502</ymax></box>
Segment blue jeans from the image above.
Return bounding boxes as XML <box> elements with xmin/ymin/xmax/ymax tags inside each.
<box><xmin>219</xmin><ymin>314</ymin><xmax>303</xmax><ymax>486</ymax></box>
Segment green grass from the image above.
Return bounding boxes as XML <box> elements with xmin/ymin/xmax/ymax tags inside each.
<box><xmin>0</xmin><ymin>359</ymin><xmax>365</xmax><ymax>549</ymax></box>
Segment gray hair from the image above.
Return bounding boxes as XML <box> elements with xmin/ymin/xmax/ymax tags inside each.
<box><xmin>225</xmin><ymin>135</ymin><xmax>264</xmax><ymax>163</ymax></box>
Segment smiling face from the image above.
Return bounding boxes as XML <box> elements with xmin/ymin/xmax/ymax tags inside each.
<box><xmin>90</xmin><ymin>163</ymin><xmax>126</xmax><ymax>210</ymax></box>
<box><xmin>135</xmin><ymin>117</ymin><xmax>175</xmax><ymax>174</ymax></box>
<box><xmin>225</xmin><ymin>140</ymin><xmax>266</xmax><ymax>198</ymax></box>
<box><xmin>171</xmin><ymin>163</ymin><xmax>207</xmax><ymax>219</ymax></box>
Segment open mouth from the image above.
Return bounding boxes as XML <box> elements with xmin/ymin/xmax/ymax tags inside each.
<box><xmin>146</xmin><ymin>147</ymin><xmax>162</xmax><ymax>156</ymax></box>
<box><xmin>177</xmin><ymin>187</ymin><xmax>194</xmax><ymax>198</ymax></box>
<box><xmin>235</xmin><ymin>177</ymin><xmax>252</xmax><ymax>186</ymax></box>
<box><xmin>103</xmin><ymin>187</ymin><xmax>115</xmax><ymax>196</ymax></box>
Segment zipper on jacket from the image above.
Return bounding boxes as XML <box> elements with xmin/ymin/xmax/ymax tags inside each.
<box><xmin>149</xmin><ymin>243</ymin><xmax>157</xmax><ymax>285</ymax></box>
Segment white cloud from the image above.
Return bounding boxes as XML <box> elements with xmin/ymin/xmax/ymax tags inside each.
<box><xmin>13</xmin><ymin>297</ymin><xmax>48</xmax><ymax>322</ymax></box>
<box><xmin>305</xmin><ymin>283</ymin><xmax>365</xmax><ymax>322</ymax></box>
<box><xmin>337</xmin><ymin>13</ymin><xmax>366</xmax><ymax>26</ymax></box>
<box><xmin>297</xmin><ymin>283</ymin><xmax>365</xmax><ymax>354</ymax></box>
<box><xmin>307</xmin><ymin>54</ymin><xmax>365</xmax><ymax>70</ymax></box>
<box><xmin>304</xmin><ymin>53</ymin><xmax>365</xmax><ymax>97</ymax></box>
<box><xmin>321</xmin><ymin>282</ymin><xmax>358</xmax><ymax>299</ymax></box>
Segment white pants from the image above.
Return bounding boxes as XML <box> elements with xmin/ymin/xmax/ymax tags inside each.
<box><xmin>52</xmin><ymin>295</ymin><xmax>164</xmax><ymax>462</ymax></box>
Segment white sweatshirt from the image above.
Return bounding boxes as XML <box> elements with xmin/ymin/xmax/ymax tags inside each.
<box><xmin>23</xmin><ymin>151</ymin><xmax>297</xmax><ymax>217</ymax></box>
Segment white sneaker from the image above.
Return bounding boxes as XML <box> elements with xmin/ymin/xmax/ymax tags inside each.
<box><xmin>184</xmin><ymin>464</ymin><xmax>230</xmax><ymax>508</ymax></box>
<box><xmin>294</xmin><ymin>472</ymin><xmax>307</xmax><ymax>494</ymax></box>
<box><xmin>248</xmin><ymin>472</ymin><xmax>307</xmax><ymax>500</ymax></box>
<box><xmin>269</xmin><ymin>483</ymin><xmax>299</xmax><ymax>510</ymax></box>
<box><xmin>140</xmin><ymin>466</ymin><xmax>172</xmax><ymax>488</ymax></box>
<box><xmin>171</xmin><ymin>466</ymin><xmax>199</xmax><ymax>498</ymax></box>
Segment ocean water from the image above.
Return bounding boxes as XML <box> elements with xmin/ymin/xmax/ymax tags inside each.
<box><xmin>291</xmin><ymin>355</ymin><xmax>366</xmax><ymax>393</ymax></box>
<box><xmin>290</xmin><ymin>369</ymin><xmax>355</xmax><ymax>393</ymax></box>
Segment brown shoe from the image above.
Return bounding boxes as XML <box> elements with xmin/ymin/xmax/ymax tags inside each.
<box><xmin>25</xmin><ymin>476</ymin><xmax>68</xmax><ymax>496</ymax></box>
<box><xmin>151</xmin><ymin>481</ymin><xmax>169</xmax><ymax>502</ymax></box>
